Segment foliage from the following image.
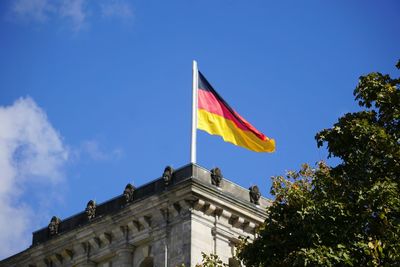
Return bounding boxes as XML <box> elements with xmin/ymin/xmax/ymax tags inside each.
<box><xmin>237</xmin><ymin>61</ymin><xmax>400</xmax><ymax>266</ymax></box>
<box><xmin>194</xmin><ymin>252</ymin><xmax>229</xmax><ymax>267</ymax></box>
<box><xmin>178</xmin><ymin>252</ymin><xmax>228</xmax><ymax>267</ymax></box>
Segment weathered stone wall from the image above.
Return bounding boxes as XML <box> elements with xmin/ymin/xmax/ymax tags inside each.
<box><xmin>0</xmin><ymin>164</ymin><xmax>269</xmax><ymax>267</ymax></box>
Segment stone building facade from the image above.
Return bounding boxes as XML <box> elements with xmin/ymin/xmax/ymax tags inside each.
<box><xmin>0</xmin><ymin>164</ymin><xmax>269</xmax><ymax>267</ymax></box>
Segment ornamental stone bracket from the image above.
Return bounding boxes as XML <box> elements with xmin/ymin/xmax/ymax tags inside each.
<box><xmin>191</xmin><ymin>198</ymin><xmax>259</xmax><ymax>234</ymax></box>
<box><xmin>138</xmin><ymin>216</ymin><xmax>152</xmax><ymax>229</ymax></box>
<box><xmin>49</xmin><ymin>253</ymin><xmax>63</xmax><ymax>266</ymax></box>
<box><xmin>60</xmin><ymin>248</ymin><xmax>74</xmax><ymax>261</ymax></box>
<box><xmin>99</xmin><ymin>232</ymin><xmax>112</xmax><ymax>245</ymax></box>
<box><xmin>229</xmin><ymin>215</ymin><xmax>245</xmax><ymax>229</ymax></box>
<box><xmin>158</xmin><ymin>199</ymin><xmax>196</xmax><ymax>222</ymax></box>
<box><xmin>175</xmin><ymin>199</ymin><xmax>193</xmax><ymax>216</ymax></box>
<box><xmin>30</xmin><ymin>213</ymin><xmax>156</xmax><ymax>266</ymax></box>
<box><xmin>88</xmin><ymin>236</ymin><xmax>102</xmax><ymax>250</ymax></box>
<box><xmin>34</xmin><ymin>247</ymin><xmax>76</xmax><ymax>267</ymax></box>
<box><xmin>127</xmin><ymin>219</ymin><xmax>141</xmax><ymax>233</ymax></box>
<box><xmin>112</xmin><ymin>225</ymin><xmax>127</xmax><ymax>240</ymax></box>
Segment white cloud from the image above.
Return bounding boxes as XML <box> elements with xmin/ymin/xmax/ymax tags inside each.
<box><xmin>9</xmin><ymin>0</ymin><xmax>88</xmax><ymax>30</ymax></box>
<box><xmin>8</xmin><ymin>0</ymin><xmax>134</xmax><ymax>31</ymax></box>
<box><xmin>75</xmin><ymin>140</ymin><xmax>123</xmax><ymax>161</ymax></box>
<box><xmin>101</xmin><ymin>0</ymin><xmax>134</xmax><ymax>20</ymax></box>
<box><xmin>11</xmin><ymin>0</ymin><xmax>53</xmax><ymax>22</ymax></box>
<box><xmin>0</xmin><ymin>97</ymin><xmax>68</xmax><ymax>259</ymax></box>
<box><xmin>60</xmin><ymin>0</ymin><xmax>87</xmax><ymax>31</ymax></box>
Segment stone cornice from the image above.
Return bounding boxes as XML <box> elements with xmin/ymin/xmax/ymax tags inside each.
<box><xmin>0</xmin><ymin>164</ymin><xmax>270</xmax><ymax>266</ymax></box>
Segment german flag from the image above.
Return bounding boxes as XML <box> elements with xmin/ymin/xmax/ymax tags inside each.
<box><xmin>197</xmin><ymin>71</ymin><xmax>275</xmax><ymax>152</ymax></box>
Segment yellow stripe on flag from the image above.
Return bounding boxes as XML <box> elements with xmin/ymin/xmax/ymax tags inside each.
<box><xmin>198</xmin><ymin>109</ymin><xmax>275</xmax><ymax>152</ymax></box>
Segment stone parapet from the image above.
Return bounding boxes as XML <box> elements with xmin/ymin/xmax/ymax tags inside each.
<box><xmin>1</xmin><ymin>164</ymin><xmax>270</xmax><ymax>267</ymax></box>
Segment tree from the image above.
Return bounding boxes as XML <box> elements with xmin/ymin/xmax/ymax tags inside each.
<box><xmin>178</xmin><ymin>253</ymin><xmax>228</xmax><ymax>267</ymax></box>
<box><xmin>237</xmin><ymin>61</ymin><xmax>400</xmax><ymax>266</ymax></box>
<box><xmin>196</xmin><ymin>253</ymin><xmax>229</xmax><ymax>267</ymax></box>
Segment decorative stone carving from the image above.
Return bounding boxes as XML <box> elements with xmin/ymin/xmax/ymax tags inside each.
<box><xmin>210</xmin><ymin>167</ymin><xmax>223</xmax><ymax>187</ymax></box>
<box><xmin>48</xmin><ymin>216</ymin><xmax>61</xmax><ymax>236</ymax></box>
<box><xmin>86</xmin><ymin>200</ymin><xmax>96</xmax><ymax>220</ymax></box>
<box><xmin>162</xmin><ymin>166</ymin><xmax>174</xmax><ymax>186</ymax></box>
<box><xmin>249</xmin><ymin>185</ymin><xmax>261</xmax><ymax>205</ymax></box>
<box><xmin>123</xmin><ymin>183</ymin><xmax>136</xmax><ymax>203</ymax></box>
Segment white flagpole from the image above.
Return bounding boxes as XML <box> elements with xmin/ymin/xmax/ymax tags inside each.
<box><xmin>191</xmin><ymin>60</ymin><xmax>198</xmax><ymax>164</ymax></box>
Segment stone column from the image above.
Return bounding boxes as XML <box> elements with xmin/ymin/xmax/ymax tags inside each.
<box><xmin>215</xmin><ymin>233</ymin><xmax>232</xmax><ymax>263</ymax></box>
<box><xmin>77</xmin><ymin>260</ymin><xmax>96</xmax><ymax>267</ymax></box>
<box><xmin>151</xmin><ymin>238</ymin><xmax>166</xmax><ymax>267</ymax></box>
<box><xmin>35</xmin><ymin>261</ymin><xmax>48</xmax><ymax>267</ymax></box>
<box><xmin>113</xmin><ymin>247</ymin><xmax>134</xmax><ymax>267</ymax></box>
<box><xmin>213</xmin><ymin>209</ymin><xmax>235</xmax><ymax>264</ymax></box>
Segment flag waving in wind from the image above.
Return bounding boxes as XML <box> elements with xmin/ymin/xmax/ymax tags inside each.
<box><xmin>197</xmin><ymin>71</ymin><xmax>275</xmax><ymax>152</ymax></box>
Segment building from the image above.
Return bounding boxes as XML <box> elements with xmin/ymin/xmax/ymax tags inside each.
<box><xmin>0</xmin><ymin>164</ymin><xmax>270</xmax><ymax>267</ymax></box>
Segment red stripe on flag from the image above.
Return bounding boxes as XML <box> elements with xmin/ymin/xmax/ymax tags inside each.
<box><xmin>198</xmin><ymin>89</ymin><xmax>267</xmax><ymax>141</ymax></box>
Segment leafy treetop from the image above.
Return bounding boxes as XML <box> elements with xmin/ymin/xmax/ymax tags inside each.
<box><xmin>237</xmin><ymin>60</ymin><xmax>400</xmax><ymax>267</ymax></box>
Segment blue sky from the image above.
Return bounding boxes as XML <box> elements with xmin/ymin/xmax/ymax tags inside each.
<box><xmin>0</xmin><ymin>0</ymin><xmax>399</xmax><ymax>259</ymax></box>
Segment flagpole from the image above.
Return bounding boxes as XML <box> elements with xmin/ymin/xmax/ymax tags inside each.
<box><xmin>191</xmin><ymin>60</ymin><xmax>198</xmax><ymax>164</ymax></box>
